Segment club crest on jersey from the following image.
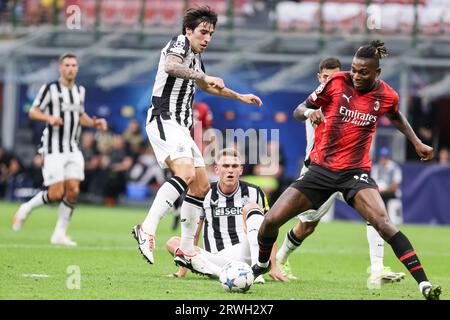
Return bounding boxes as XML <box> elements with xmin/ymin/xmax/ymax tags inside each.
<box><xmin>315</xmin><ymin>82</ymin><xmax>325</xmax><ymax>94</ymax></box>
<box><xmin>241</xmin><ymin>196</ymin><xmax>250</xmax><ymax>206</ymax></box>
<box><xmin>374</xmin><ymin>100</ymin><xmax>380</xmax><ymax>111</ymax></box>
<box><xmin>311</xmin><ymin>82</ymin><xmax>326</xmax><ymax>101</ymax></box>
<box><xmin>169</xmin><ymin>40</ymin><xmax>186</xmax><ymax>55</ymax></box>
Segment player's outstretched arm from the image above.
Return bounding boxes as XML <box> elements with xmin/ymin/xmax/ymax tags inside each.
<box><xmin>196</xmin><ymin>81</ymin><xmax>262</xmax><ymax>107</ymax></box>
<box><xmin>385</xmin><ymin>110</ymin><xmax>433</xmax><ymax>161</ymax></box>
<box><xmin>293</xmin><ymin>102</ymin><xmax>324</xmax><ymax>124</ymax></box>
<box><xmin>29</xmin><ymin>106</ymin><xmax>63</xmax><ymax>126</ymax></box>
<box><xmin>165</xmin><ymin>55</ymin><xmax>224</xmax><ymax>89</ymax></box>
<box><xmin>80</xmin><ymin>113</ymin><xmax>108</xmax><ymax>131</ymax></box>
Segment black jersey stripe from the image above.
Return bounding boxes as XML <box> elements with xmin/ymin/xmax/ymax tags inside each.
<box><xmin>175</xmin><ymin>79</ymin><xmax>189</xmax><ymax>125</ymax></box>
<box><xmin>55</xmin><ymin>82</ymin><xmax>64</xmax><ymax>153</ymax></box>
<box><xmin>210</xmin><ymin>183</ymin><xmax>224</xmax><ymax>252</ymax></box>
<box><xmin>184</xmin><ymin>87</ymin><xmax>195</xmax><ymax>128</ymax></box>
<box><xmin>226</xmin><ymin>194</ymin><xmax>240</xmax><ymax>246</ymax></box>
<box><xmin>203</xmin><ymin>218</ymin><xmax>211</xmax><ymax>252</ymax></box>
<box><xmin>68</xmin><ymin>87</ymin><xmax>74</xmax><ymax>152</ymax></box>
<box><xmin>159</xmin><ymin>75</ymin><xmax>176</xmax><ymax>113</ymax></box>
<box><xmin>74</xmin><ymin>86</ymin><xmax>82</xmax><ymax>148</ymax></box>
<box><xmin>47</xmin><ymin>89</ymin><xmax>54</xmax><ymax>154</ymax></box>
<box><xmin>69</xmin><ymin>111</ymin><xmax>75</xmax><ymax>152</ymax></box>
<box><xmin>38</xmin><ymin>83</ymin><xmax>51</xmax><ymax>108</ymax></box>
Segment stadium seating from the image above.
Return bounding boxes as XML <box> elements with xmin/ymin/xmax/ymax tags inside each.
<box><xmin>275</xmin><ymin>0</ymin><xmax>446</xmax><ymax>35</ymax></box>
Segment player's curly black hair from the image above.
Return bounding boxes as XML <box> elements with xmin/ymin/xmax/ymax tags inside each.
<box><xmin>182</xmin><ymin>6</ymin><xmax>218</xmax><ymax>35</ymax></box>
<box><xmin>355</xmin><ymin>40</ymin><xmax>389</xmax><ymax>67</ymax></box>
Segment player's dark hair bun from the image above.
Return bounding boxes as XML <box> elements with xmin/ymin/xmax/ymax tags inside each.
<box><xmin>370</xmin><ymin>40</ymin><xmax>389</xmax><ymax>59</ymax></box>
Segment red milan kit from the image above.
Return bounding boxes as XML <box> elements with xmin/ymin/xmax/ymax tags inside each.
<box><xmin>292</xmin><ymin>72</ymin><xmax>399</xmax><ymax>208</ymax></box>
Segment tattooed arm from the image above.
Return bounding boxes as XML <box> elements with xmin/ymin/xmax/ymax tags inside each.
<box><xmin>164</xmin><ymin>54</ymin><xmax>224</xmax><ymax>89</ymax></box>
<box><xmin>197</xmin><ymin>81</ymin><xmax>262</xmax><ymax>106</ymax></box>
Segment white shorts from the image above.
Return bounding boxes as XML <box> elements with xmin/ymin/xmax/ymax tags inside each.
<box><xmin>297</xmin><ymin>164</ymin><xmax>344</xmax><ymax>222</ymax></box>
<box><xmin>42</xmin><ymin>150</ymin><xmax>85</xmax><ymax>186</ymax></box>
<box><xmin>199</xmin><ymin>241</ymin><xmax>251</xmax><ymax>269</ymax></box>
<box><xmin>146</xmin><ymin>118</ymin><xmax>205</xmax><ymax>169</ymax></box>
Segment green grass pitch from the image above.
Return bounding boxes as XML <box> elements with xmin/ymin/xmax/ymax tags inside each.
<box><xmin>1</xmin><ymin>200</ymin><xmax>448</xmax><ymax>300</ymax></box>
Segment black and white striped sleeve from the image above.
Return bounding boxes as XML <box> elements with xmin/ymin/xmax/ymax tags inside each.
<box><xmin>167</xmin><ymin>35</ymin><xmax>190</xmax><ymax>59</ymax></box>
<box><xmin>257</xmin><ymin>187</ymin><xmax>270</xmax><ymax>214</ymax></box>
<box><xmin>32</xmin><ymin>84</ymin><xmax>51</xmax><ymax>111</ymax></box>
<box><xmin>78</xmin><ymin>85</ymin><xmax>86</xmax><ymax>113</ymax></box>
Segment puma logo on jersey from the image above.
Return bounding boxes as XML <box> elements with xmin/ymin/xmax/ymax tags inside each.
<box><xmin>353</xmin><ymin>173</ymin><xmax>369</xmax><ymax>183</ymax></box>
<box><xmin>342</xmin><ymin>94</ymin><xmax>352</xmax><ymax>103</ymax></box>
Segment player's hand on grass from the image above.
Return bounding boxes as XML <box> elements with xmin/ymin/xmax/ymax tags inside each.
<box><xmin>48</xmin><ymin>115</ymin><xmax>64</xmax><ymax>126</ymax></box>
<box><xmin>415</xmin><ymin>142</ymin><xmax>434</xmax><ymax>162</ymax></box>
<box><xmin>173</xmin><ymin>266</ymin><xmax>188</xmax><ymax>278</ymax></box>
<box><xmin>268</xmin><ymin>265</ymin><xmax>289</xmax><ymax>282</ymax></box>
<box><xmin>239</xmin><ymin>94</ymin><xmax>263</xmax><ymax>107</ymax></box>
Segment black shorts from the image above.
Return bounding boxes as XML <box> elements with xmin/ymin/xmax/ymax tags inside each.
<box><xmin>291</xmin><ymin>164</ymin><xmax>378</xmax><ymax>209</ymax></box>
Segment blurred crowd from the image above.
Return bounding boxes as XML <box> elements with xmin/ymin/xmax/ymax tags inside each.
<box><xmin>0</xmin><ymin>118</ymin><xmax>166</xmax><ymax>205</ymax></box>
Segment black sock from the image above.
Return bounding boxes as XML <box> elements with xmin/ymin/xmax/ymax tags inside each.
<box><xmin>257</xmin><ymin>233</ymin><xmax>277</xmax><ymax>265</ymax></box>
<box><xmin>388</xmin><ymin>231</ymin><xmax>428</xmax><ymax>284</ymax></box>
<box><xmin>287</xmin><ymin>228</ymin><xmax>303</xmax><ymax>247</ymax></box>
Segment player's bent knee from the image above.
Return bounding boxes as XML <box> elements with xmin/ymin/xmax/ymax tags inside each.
<box><xmin>67</xmin><ymin>187</ymin><xmax>80</xmax><ymax>200</ymax></box>
<box><xmin>371</xmin><ymin>215</ymin><xmax>395</xmax><ymax>239</ymax></box>
<box><xmin>48</xmin><ymin>189</ymin><xmax>64</xmax><ymax>202</ymax></box>
<box><xmin>166</xmin><ymin>236</ymin><xmax>181</xmax><ymax>255</ymax></box>
<box><xmin>197</xmin><ymin>181</ymin><xmax>210</xmax><ymax>197</ymax></box>
<box><xmin>177</xmin><ymin>173</ymin><xmax>194</xmax><ymax>186</ymax></box>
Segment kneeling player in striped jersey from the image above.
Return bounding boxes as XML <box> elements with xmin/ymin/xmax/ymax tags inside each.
<box><xmin>166</xmin><ymin>148</ymin><xmax>288</xmax><ymax>282</ymax></box>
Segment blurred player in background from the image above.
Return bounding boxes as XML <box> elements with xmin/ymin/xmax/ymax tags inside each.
<box><xmin>131</xmin><ymin>6</ymin><xmax>262</xmax><ymax>276</ymax></box>
<box><xmin>276</xmin><ymin>57</ymin><xmax>405</xmax><ymax>287</ymax></box>
<box><xmin>371</xmin><ymin>147</ymin><xmax>402</xmax><ymax>207</ymax></box>
<box><xmin>12</xmin><ymin>53</ymin><xmax>108</xmax><ymax>246</ymax></box>
<box><xmin>253</xmin><ymin>41</ymin><xmax>441</xmax><ymax>300</ymax></box>
<box><xmin>166</xmin><ymin>148</ymin><xmax>287</xmax><ymax>282</ymax></box>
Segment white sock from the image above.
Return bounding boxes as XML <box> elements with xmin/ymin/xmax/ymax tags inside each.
<box><xmin>53</xmin><ymin>199</ymin><xmax>75</xmax><ymax>236</ymax></box>
<box><xmin>419</xmin><ymin>281</ymin><xmax>432</xmax><ymax>293</ymax></box>
<box><xmin>246</xmin><ymin>208</ymin><xmax>265</xmax><ymax>266</ymax></box>
<box><xmin>367</xmin><ymin>223</ymin><xmax>384</xmax><ymax>274</ymax></box>
<box><xmin>276</xmin><ymin>228</ymin><xmax>303</xmax><ymax>264</ymax></box>
<box><xmin>179</xmin><ymin>195</ymin><xmax>204</xmax><ymax>255</ymax></box>
<box><xmin>20</xmin><ymin>190</ymin><xmax>50</xmax><ymax>217</ymax></box>
<box><xmin>142</xmin><ymin>176</ymin><xmax>187</xmax><ymax>235</ymax></box>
